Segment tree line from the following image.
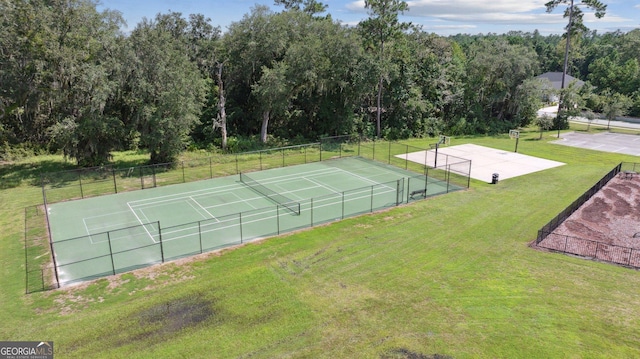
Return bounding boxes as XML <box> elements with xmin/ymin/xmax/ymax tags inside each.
<box><xmin>1</xmin><ymin>0</ymin><xmax>639</xmax><ymax>166</ymax></box>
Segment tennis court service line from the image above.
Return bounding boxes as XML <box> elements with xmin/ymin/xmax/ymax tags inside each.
<box><xmin>127</xmin><ymin>182</ymin><xmax>242</xmax><ymax>206</ymax></box>
<box><xmin>302</xmin><ymin>176</ymin><xmax>340</xmax><ymax>194</ymax></box>
<box><xmin>188</xmin><ymin>196</ymin><xmax>218</xmax><ymax>221</ymax></box>
<box><xmin>127</xmin><ymin>202</ymin><xmax>158</xmax><ymax>244</ymax></box>
<box><xmin>335</xmin><ymin>168</ymin><xmax>395</xmax><ymax>190</ymax></box>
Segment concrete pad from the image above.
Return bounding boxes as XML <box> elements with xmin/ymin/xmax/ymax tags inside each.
<box><xmin>399</xmin><ymin>144</ymin><xmax>565</xmax><ymax>183</ymax></box>
<box><xmin>552</xmin><ymin>132</ymin><xmax>640</xmax><ymax>157</ymax></box>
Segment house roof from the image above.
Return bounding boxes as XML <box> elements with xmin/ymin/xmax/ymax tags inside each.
<box><xmin>535</xmin><ymin>72</ymin><xmax>585</xmax><ymax>90</ymax></box>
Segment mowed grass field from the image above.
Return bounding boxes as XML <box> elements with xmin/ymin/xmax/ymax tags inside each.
<box><xmin>2</xmin><ymin>129</ymin><xmax>640</xmax><ymax>358</ymax></box>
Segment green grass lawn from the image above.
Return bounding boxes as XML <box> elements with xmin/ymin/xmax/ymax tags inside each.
<box><xmin>2</xmin><ymin>130</ymin><xmax>640</xmax><ymax>358</ymax></box>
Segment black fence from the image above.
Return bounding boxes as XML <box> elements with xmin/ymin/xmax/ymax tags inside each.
<box><xmin>26</xmin><ymin>137</ymin><xmax>472</xmax><ymax>292</ymax></box>
<box><xmin>535</xmin><ymin>162</ymin><xmax>640</xmax><ymax>269</ymax></box>
<box><xmin>24</xmin><ymin>205</ymin><xmax>59</xmax><ymax>293</ymax></box>
<box><xmin>536</xmin><ymin>230</ymin><xmax>640</xmax><ymax>267</ymax></box>
<box><xmin>535</xmin><ymin>163</ymin><xmax>622</xmax><ymax>244</ymax></box>
<box><xmin>40</xmin><ymin>137</ymin><xmax>471</xmax><ymax>205</ymax></box>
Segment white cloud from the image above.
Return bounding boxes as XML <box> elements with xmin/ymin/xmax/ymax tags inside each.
<box><xmin>406</xmin><ymin>0</ymin><xmax>547</xmax><ymax>16</ymax></box>
<box><xmin>348</xmin><ymin>0</ymin><xmax>628</xmax><ymax>25</ymax></box>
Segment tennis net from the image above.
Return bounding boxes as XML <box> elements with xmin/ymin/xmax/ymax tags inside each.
<box><xmin>239</xmin><ymin>172</ymin><xmax>301</xmax><ymax>215</ymax></box>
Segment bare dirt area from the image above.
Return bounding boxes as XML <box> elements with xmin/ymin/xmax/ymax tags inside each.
<box><xmin>539</xmin><ymin>175</ymin><xmax>640</xmax><ymax>266</ymax></box>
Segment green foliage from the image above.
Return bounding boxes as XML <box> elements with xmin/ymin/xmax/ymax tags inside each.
<box><xmin>1</xmin><ymin>0</ymin><xmax>639</xmax><ymax>166</ymax></box>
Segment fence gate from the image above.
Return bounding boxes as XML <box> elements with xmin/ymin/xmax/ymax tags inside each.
<box><xmin>139</xmin><ymin>166</ymin><xmax>156</xmax><ymax>189</ymax></box>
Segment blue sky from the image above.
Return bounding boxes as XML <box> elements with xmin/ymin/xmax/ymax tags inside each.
<box><xmin>97</xmin><ymin>0</ymin><xmax>640</xmax><ymax>36</ymax></box>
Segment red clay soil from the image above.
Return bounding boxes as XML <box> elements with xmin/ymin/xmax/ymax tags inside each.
<box><xmin>539</xmin><ymin>175</ymin><xmax>640</xmax><ymax>266</ymax></box>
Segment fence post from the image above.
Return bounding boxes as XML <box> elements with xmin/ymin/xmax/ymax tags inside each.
<box><xmin>78</xmin><ymin>172</ymin><xmax>84</xmax><ymax>199</ymax></box>
<box><xmin>139</xmin><ymin>166</ymin><xmax>144</xmax><ymax>189</ymax></box>
<box><xmin>276</xmin><ymin>205</ymin><xmax>280</xmax><ymax>235</ymax></box>
<box><xmin>152</xmin><ymin>165</ymin><xmax>157</xmax><ymax>188</ymax></box>
<box><xmin>107</xmin><ymin>232</ymin><xmax>116</xmax><ymax>275</ymax></box>
<box><xmin>181</xmin><ymin>161</ymin><xmax>185</xmax><ymax>183</ymax></box>
<box><xmin>373</xmin><ymin>141</ymin><xmax>376</xmax><ymax>161</ymax></box>
<box><xmin>209</xmin><ymin>157</ymin><xmax>213</xmax><ymax>179</ymax></box>
<box><xmin>239</xmin><ymin>212</ymin><xmax>243</xmax><ymax>244</ymax></box>
<box><xmin>628</xmin><ymin>248</ymin><xmax>633</xmax><ymax>266</ymax></box>
<box><xmin>24</xmin><ymin>209</ymin><xmax>29</xmax><ymax>294</ymax></box>
<box><xmin>235</xmin><ymin>154</ymin><xmax>239</xmax><ymax>174</ymax></box>
<box><xmin>112</xmin><ymin>168</ymin><xmax>118</xmax><ymax>194</ymax></box>
<box><xmin>198</xmin><ymin>221</ymin><xmax>203</xmax><ymax>254</ymax></box>
<box><xmin>42</xmin><ymin>186</ymin><xmax>60</xmax><ymax>288</ymax></box>
<box><xmin>405</xmin><ymin>145</ymin><xmax>409</xmax><ymax>170</ymax></box>
<box><xmin>370</xmin><ymin>186</ymin><xmax>374</xmax><ymax>212</ymax></box>
<box><xmin>388</xmin><ymin>142</ymin><xmax>391</xmax><ymax>164</ymax></box>
<box><xmin>158</xmin><ymin>221</ymin><xmax>164</xmax><ymax>263</ymax></box>
<box><xmin>282</xmin><ymin>148</ymin><xmax>285</xmax><ymax>168</ymax></box>
<box><xmin>341</xmin><ymin>192</ymin><xmax>345</xmax><ymax>219</ymax></box>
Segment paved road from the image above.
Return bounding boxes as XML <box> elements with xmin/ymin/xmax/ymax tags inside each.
<box><xmin>537</xmin><ymin>105</ymin><xmax>640</xmax><ymax>130</ymax></box>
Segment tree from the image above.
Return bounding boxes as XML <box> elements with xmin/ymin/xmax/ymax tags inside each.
<box><xmin>274</xmin><ymin>0</ymin><xmax>327</xmax><ymax>15</ymax></box>
<box><xmin>214</xmin><ymin>62</ymin><xmax>229</xmax><ymax>150</ymax></box>
<box><xmin>463</xmin><ymin>38</ymin><xmax>539</xmax><ymax>132</ymax></box>
<box><xmin>534</xmin><ymin>114</ymin><xmax>555</xmax><ymax>139</ymax></box>
<box><xmin>359</xmin><ymin>0</ymin><xmax>410</xmax><ymax>139</ymax></box>
<box><xmin>251</xmin><ymin>62</ymin><xmax>290</xmax><ymax>143</ymax></box>
<box><xmin>128</xmin><ymin>16</ymin><xmax>206</xmax><ymax>163</ymax></box>
<box><xmin>545</xmin><ymin>0</ymin><xmax>606</xmax><ymax>124</ymax></box>
<box><xmin>601</xmin><ymin>91</ymin><xmax>631</xmax><ymax>130</ymax></box>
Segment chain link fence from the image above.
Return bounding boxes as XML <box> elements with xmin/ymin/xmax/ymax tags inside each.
<box><xmin>26</xmin><ymin>137</ymin><xmax>471</xmax><ymax>291</ymax></box>
<box><xmin>535</xmin><ymin>162</ymin><xmax>640</xmax><ymax>269</ymax></box>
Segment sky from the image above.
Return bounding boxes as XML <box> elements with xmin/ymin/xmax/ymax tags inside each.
<box><xmin>97</xmin><ymin>0</ymin><xmax>640</xmax><ymax>36</ymax></box>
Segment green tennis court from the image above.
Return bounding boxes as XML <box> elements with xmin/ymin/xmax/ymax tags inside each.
<box><xmin>48</xmin><ymin>156</ymin><xmax>462</xmax><ymax>285</ymax></box>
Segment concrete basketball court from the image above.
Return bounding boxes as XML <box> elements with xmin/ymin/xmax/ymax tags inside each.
<box><xmin>400</xmin><ymin>144</ymin><xmax>565</xmax><ymax>183</ymax></box>
<box><xmin>552</xmin><ymin>132</ymin><xmax>640</xmax><ymax>156</ymax></box>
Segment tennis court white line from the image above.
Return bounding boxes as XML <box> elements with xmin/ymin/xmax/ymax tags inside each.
<box><xmin>137</xmin><ymin>207</ymin><xmax>154</xmax><ymax>227</ymax></box>
<box><xmin>128</xmin><ymin>182</ymin><xmax>242</xmax><ymax>206</ymax></box>
<box><xmin>82</xmin><ymin>218</ymin><xmax>95</xmax><ymax>244</ymax></box>
<box><xmin>127</xmin><ymin>167</ymin><xmax>342</xmax><ymax>206</ymax></box>
<box><xmin>303</xmin><ymin>176</ymin><xmax>340</xmax><ymax>194</ymax></box>
<box><xmin>230</xmin><ymin>191</ymin><xmax>258</xmax><ymax>210</ymax></box>
<box><xmin>249</xmin><ymin>168</ymin><xmax>343</xmax><ymax>187</ymax></box>
<box><xmin>334</xmin><ymin>167</ymin><xmax>395</xmax><ymax>190</ymax></box>
<box><xmin>154</xmin><ymin>185</ymin><xmax>398</xmax><ymax>243</ymax></box>
<box><xmin>127</xmin><ymin>202</ymin><xmax>158</xmax><ymax>244</ymax></box>
<box><xmin>189</xmin><ymin>196</ymin><xmax>217</xmax><ymax>221</ymax></box>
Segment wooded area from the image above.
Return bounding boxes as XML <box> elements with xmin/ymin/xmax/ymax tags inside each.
<box><xmin>1</xmin><ymin>0</ymin><xmax>639</xmax><ymax>166</ymax></box>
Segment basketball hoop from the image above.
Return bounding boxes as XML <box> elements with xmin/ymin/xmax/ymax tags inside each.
<box><xmin>509</xmin><ymin>130</ymin><xmax>520</xmax><ymax>153</ymax></box>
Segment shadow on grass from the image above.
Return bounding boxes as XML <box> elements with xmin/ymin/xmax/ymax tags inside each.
<box><xmin>0</xmin><ymin>153</ymin><xmax>152</xmax><ymax>190</ymax></box>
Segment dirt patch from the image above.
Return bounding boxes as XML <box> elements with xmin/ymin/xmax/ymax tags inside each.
<box><xmin>136</xmin><ymin>294</ymin><xmax>215</xmax><ymax>335</ymax></box>
<box><xmin>551</xmin><ymin>176</ymin><xmax>640</xmax><ymax>248</ymax></box>
<box><xmin>539</xmin><ymin>175</ymin><xmax>640</xmax><ymax>266</ymax></box>
<box><xmin>380</xmin><ymin>349</ymin><xmax>452</xmax><ymax>359</ymax></box>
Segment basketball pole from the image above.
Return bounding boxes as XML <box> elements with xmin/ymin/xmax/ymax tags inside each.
<box><xmin>514</xmin><ymin>136</ymin><xmax>519</xmax><ymax>153</ymax></box>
